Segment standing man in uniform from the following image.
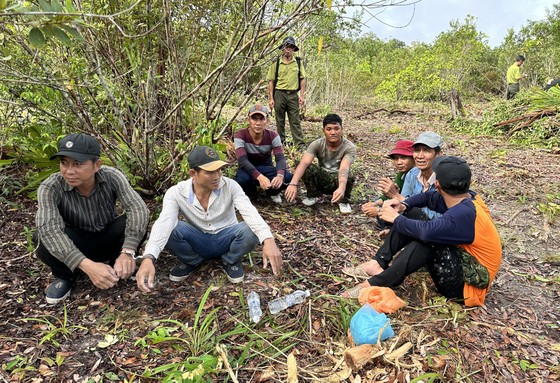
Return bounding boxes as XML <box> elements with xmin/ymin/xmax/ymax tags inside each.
<box><xmin>506</xmin><ymin>55</ymin><xmax>527</xmax><ymax>100</ymax></box>
<box><xmin>267</xmin><ymin>36</ymin><xmax>307</xmax><ymax>148</ymax></box>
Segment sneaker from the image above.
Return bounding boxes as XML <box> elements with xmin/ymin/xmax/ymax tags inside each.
<box><xmin>45</xmin><ymin>278</ymin><xmax>73</xmax><ymax>304</ymax></box>
<box><xmin>339</xmin><ymin>202</ymin><xmax>352</xmax><ymax>214</ymax></box>
<box><xmin>169</xmin><ymin>263</ymin><xmax>198</xmax><ymax>282</ymax></box>
<box><xmin>270</xmin><ymin>194</ymin><xmax>282</xmax><ymax>204</ymax></box>
<box><xmin>222</xmin><ymin>262</ymin><xmax>244</xmax><ymax>283</ymax></box>
<box><xmin>302</xmin><ymin>197</ymin><xmax>317</xmax><ymax>206</ymax></box>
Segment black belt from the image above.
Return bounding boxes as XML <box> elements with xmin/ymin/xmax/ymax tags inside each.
<box><xmin>275</xmin><ymin>89</ymin><xmax>297</xmax><ymax>94</ymax></box>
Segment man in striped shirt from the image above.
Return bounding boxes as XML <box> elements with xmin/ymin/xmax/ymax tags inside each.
<box><xmin>135</xmin><ymin>146</ymin><xmax>282</xmax><ymax>292</ymax></box>
<box><xmin>35</xmin><ymin>133</ymin><xmax>149</xmax><ymax>304</ymax></box>
<box><xmin>234</xmin><ymin>103</ymin><xmax>293</xmax><ymax>204</ymax></box>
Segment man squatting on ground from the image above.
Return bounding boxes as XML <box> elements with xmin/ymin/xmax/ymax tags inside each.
<box><xmin>285</xmin><ymin>113</ymin><xmax>356</xmax><ymax>214</ymax></box>
<box><xmin>135</xmin><ymin>146</ymin><xmax>282</xmax><ymax>292</ymax></box>
<box><xmin>362</xmin><ymin>139</ymin><xmax>415</xmax><ymax>229</ymax></box>
<box><xmin>234</xmin><ymin>103</ymin><xmax>293</xmax><ymax>204</ymax></box>
<box><xmin>35</xmin><ymin>133</ymin><xmax>149</xmax><ymax>304</ymax></box>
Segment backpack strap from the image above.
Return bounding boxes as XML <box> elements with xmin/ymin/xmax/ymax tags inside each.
<box><xmin>274</xmin><ymin>56</ymin><xmax>302</xmax><ymax>91</ymax></box>
<box><xmin>273</xmin><ymin>57</ymin><xmax>280</xmax><ymax>90</ymax></box>
<box><xmin>296</xmin><ymin>57</ymin><xmax>301</xmax><ymax>91</ymax></box>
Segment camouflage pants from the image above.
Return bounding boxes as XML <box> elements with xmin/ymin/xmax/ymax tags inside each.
<box><xmin>301</xmin><ymin>163</ymin><xmax>354</xmax><ymax>202</ymax></box>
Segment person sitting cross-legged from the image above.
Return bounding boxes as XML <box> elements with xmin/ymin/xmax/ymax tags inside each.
<box><xmin>234</xmin><ymin>103</ymin><xmax>293</xmax><ymax>204</ymax></box>
<box><xmin>341</xmin><ymin>156</ymin><xmax>502</xmax><ymax>307</ymax></box>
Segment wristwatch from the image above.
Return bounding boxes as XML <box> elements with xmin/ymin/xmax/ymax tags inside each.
<box><xmin>121</xmin><ymin>249</ymin><xmax>136</xmax><ymax>257</ymax></box>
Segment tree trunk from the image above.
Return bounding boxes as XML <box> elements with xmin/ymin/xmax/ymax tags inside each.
<box><xmin>449</xmin><ymin>89</ymin><xmax>465</xmax><ymax>119</ymax></box>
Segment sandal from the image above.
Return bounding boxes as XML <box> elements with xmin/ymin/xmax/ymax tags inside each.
<box><xmin>342</xmin><ymin>265</ymin><xmax>370</xmax><ymax>279</ymax></box>
<box><xmin>341</xmin><ymin>285</ymin><xmax>363</xmax><ymax>299</ymax></box>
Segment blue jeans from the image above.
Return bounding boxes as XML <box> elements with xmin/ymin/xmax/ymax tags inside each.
<box><xmin>165</xmin><ymin>221</ymin><xmax>259</xmax><ymax>266</ymax></box>
<box><xmin>234</xmin><ymin>165</ymin><xmax>293</xmax><ymax>197</ymax></box>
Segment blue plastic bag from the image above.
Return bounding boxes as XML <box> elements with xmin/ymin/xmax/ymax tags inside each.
<box><xmin>350</xmin><ymin>304</ymin><xmax>394</xmax><ymax>345</ymax></box>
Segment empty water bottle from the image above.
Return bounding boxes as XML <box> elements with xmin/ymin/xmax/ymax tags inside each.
<box><xmin>268</xmin><ymin>290</ymin><xmax>310</xmax><ymax>314</ymax></box>
<box><xmin>247</xmin><ymin>291</ymin><xmax>262</xmax><ymax>323</ymax></box>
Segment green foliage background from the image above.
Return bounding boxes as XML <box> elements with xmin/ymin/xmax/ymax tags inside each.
<box><xmin>1</xmin><ymin>0</ymin><xmax>560</xmax><ymax>196</ymax></box>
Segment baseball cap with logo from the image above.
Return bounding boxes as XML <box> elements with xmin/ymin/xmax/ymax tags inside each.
<box><xmin>248</xmin><ymin>103</ymin><xmax>269</xmax><ymax>117</ymax></box>
<box><xmin>432</xmin><ymin>156</ymin><xmax>471</xmax><ymax>193</ymax></box>
<box><xmin>388</xmin><ymin>140</ymin><xmax>414</xmax><ymax>158</ymax></box>
<box><xmin>187</xmin><ymin>146</ymin><xmax>228</xmax><ymax>171</ymax></box>
<box><xmin>50</xmin><ymin>133</ymin><xmax>101</xmax><ymax>162</ymax></box>
<box><xmin>413</xmin><ymin>131</ymin><xmax>444</xmax><ymax>149</ymax></box>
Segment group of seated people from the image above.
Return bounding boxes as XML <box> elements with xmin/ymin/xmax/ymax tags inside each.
<box><xmin>34</xmin><ymin>104</ymin><xmax>502</xmax><ymax>308</ymax></box>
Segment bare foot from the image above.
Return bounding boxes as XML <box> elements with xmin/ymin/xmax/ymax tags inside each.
<box><xmin>360</xmin><ymin>260</ymin><xmax>384</xmax><ymax>277</ymax></box>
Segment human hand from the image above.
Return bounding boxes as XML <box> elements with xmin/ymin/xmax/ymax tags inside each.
<box><xmin>114</xmin><ymin>252</ymin><xmax>136</xmax><ymax>279</ymax></box>
<box><xmin>362</xmin><ymin>201</ymin><xmax>380</xmax><ymax>217</ymax></box>
<box><xmin>269</xmin><ymin>100</ymin><xmax>275</xmax><ymax>110</ymax></box>
<box><xmin>257</xmin><ymin>174</ymin><xmax>271</xmax><ymax>190</ymax></box>
<box><xmin>270</xmin><ymin>174</ymin><xmax>284</xmax><ymax>189</ymax></box>
<box><xmin>285</xmin><ymin>184</ymin><xmax>298</xmax><ymax>202</ymax></box>
<box><xmin>377</xmin><ymin>177</ymin><xmax>400</xmax><ymax>198</ymax></box>
<box><xmin>331</xmin><ymin>187</ymin><xmax>345</xmax><ymax>203</ymax></box>
<box><xmin>262</xmin><ymin>238</ymin><xmax>282</xmax><ymax>275</ymax></box>
<box><xmin>79</xmin><ymin>259</ymin><xmax>119</xmax><ymax>289</ymax></box>
<box><xmin>136</xmin><ymin>259</ymin><xmax>156</xmax><ymax>293</ymax></box>
<box><xmin>299</xmin><ymin>95</ymin><xmax>305</xmax><ymax>106</ymax></box>
<box><xmin>378</xmin><ymin>199</ymin><xmax>401</xmax><ymax>223</ymax></box>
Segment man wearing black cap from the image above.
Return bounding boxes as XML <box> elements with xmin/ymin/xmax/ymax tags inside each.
<box><xmin>135</xmin><ymin>146</ymin><xmax>282</xmax><ymax>292</ymax></box>
<box><xmin>342</xmin><ymin>156</ymin><xmax>502</xmax><ymax>307</ymax></box>
<box><xmin>267</xmin><ymin>36</ymin><xmax>307</xmax><ymax>148</ymax></box>
<box><xmin>506</xmin><ymin>55</ymin><xmax>527</xmax><ymax>99</ymax></box>
<box><xmin>233</xmin><ymin>102</ymin><xmax>293</xmax><ymax>204</ymax></box>
<box><xmin>35</xmin><ymin>133</ymin><xmax>149</xmax><ymax>304</ymax></box>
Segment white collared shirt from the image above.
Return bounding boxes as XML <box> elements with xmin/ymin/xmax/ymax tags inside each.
<box><xmin>143</xmin><ymin>176</ymin><xmax>273</xmax><ymax>259</ymax></box>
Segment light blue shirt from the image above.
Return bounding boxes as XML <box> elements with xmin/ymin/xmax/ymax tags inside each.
<box><xmin>401</xmin><ymin>167</ymin><xmax>441</xmax><ymax>219</ymax></box>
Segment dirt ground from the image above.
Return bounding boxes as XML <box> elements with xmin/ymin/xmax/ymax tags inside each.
<box><xmin>1</xmin><ymin>107</ymin><xmax>559</xmax><ymax>382</ymax></box>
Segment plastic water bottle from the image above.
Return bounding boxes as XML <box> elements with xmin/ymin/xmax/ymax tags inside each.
<box><xmin>247</xmin><ymin>291</ymin><xmax>262</xmax><ymax>323</ymax></box>
<box><xmin>268</xmin><ymin>290</ymin><xmax>310</xmax><ymax>314</ymax></box>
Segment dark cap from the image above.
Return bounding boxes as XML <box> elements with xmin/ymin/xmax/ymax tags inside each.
<box><xmin>248</xmin><ymin>103</ymin><xmax>269</xmax><ymax>117</ymax></box>
<box><xmin>433</xmin><ymin>156</ymin><xmax>471</xmax><ymax>193</ymax></box>
<box><xmin>413</xmin><ymin>131</ymin><xmax>444</xmax><ymax>149</ymax></box>
<box><xmin>516</xmin><ymin>55</ymin><xmax>526</xmax><ymax>61</ymax></box>
<box><xmin>50</xmin><ymin>133</ymin><xmax>101</xmax><ymax>162</ymax></box>
<box><xmin>388</xmin><ymin>140</ymin><xmax>414</xmax><ymax>157</ymax></box>
<box><xmin>278</xmin><ymin>36</ymin><xmax>299</xmax><ymax>51</ymax></box>
<box><xmin>187</xmin><ymin>146</ymin><xmax>228</xmax><ymax>172</ymax></box>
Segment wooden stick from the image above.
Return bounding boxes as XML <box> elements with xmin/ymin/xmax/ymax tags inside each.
<box><xmin>344</xmin><ymin>344</ymin><xmax>384</xmax><ymax>371</ymax></box>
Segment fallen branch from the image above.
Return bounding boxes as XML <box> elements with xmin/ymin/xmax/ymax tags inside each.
<box><xmin>492</xmin><ymin>108</ymin><xmax>558</xmax><ymax>137</ymax></box>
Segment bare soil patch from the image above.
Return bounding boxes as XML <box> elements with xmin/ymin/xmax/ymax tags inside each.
<box><xmin>1</xmin><ymin>107</ymin><xmax>559</xmax><ymax>382</ymax></box>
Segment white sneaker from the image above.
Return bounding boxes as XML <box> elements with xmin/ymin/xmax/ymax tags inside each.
<box><xmin>302</xmin><ymin>197</ymin><xmax>317</xmax><ymax>206</ymax></box>
<box><xmin>339</xmin><ymin>203</ymin><xmax>352</xmax><ymax>214</ymax></box>
<box><xmin>270</xmin><ymin>194</ymin><xmax>282</xmax><ymax>204</ymax></box>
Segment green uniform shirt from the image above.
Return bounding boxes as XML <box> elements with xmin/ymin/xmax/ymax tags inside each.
<box><xmin>266</xmin><ymin>57</ymin><xmax>306</xmax><ymax>90</ymax></box>
<box><xmin>506</xmin><ymin>63</ymin><xmax>522</xmax><ymax>84</ymax></box>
